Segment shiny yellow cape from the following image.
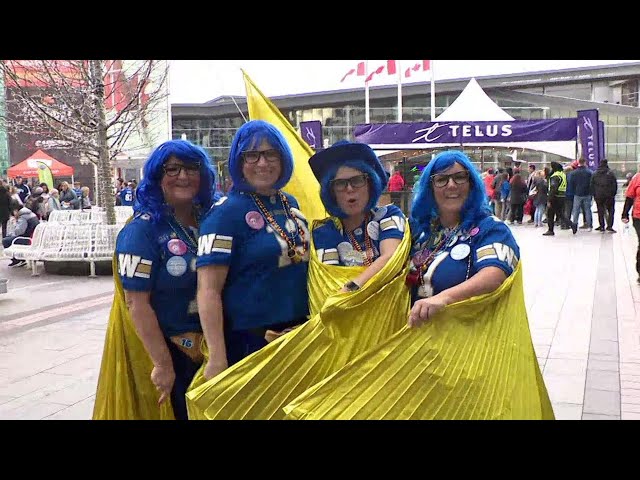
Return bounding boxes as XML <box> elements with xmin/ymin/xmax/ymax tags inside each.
<box><xmin>92</xmin><ymin>248</ymin><xmax>176</xmax><ymax>420</ymax></box>
<box><xmin>283</xmin><ymin>260</ymin><xmax>555</xmax><ymax>420</ymax></box>
<box><xmin>185</xmin><ymin>218</ymin><xmax>412</xmax><ymax>420</ymax></box>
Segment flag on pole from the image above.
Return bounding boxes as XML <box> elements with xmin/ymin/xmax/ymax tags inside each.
<box><xmin>340</xmin><ymin>61</ymin><xmax>366</xmax><ymax>82</ymax></box>
<box><xmin>36</xmin><ymin>161</ymin><xmax>54</xmax><ymax>190</ymax></box>
<box><xmin>242</xmin><ymin>70</ymin><xmax>326</xmax><ymax>224</ymax></box>
<box><xmin>404</xmin><ymin>60</ymin><xmax>431</xmax><ymax>78</ymax></box>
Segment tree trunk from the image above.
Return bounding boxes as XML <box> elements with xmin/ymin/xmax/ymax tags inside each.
<box><xmin>89</xmin><ymin>60</ymin><xmax>116</xmax><ymax>225</ymax></box>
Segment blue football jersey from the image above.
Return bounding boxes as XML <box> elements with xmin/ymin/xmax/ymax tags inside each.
<box><xmin>410</xmin><ymin>215</ymin><xmax>520</xmax><ymax>302</ymax></box>
<box><xmin>115</xmin><ymin>213</ymin><xmax>201</xmax><ymax>337</ymax></box>
<box><xmin>196</xmin><ymin>191</ymin><xmax>310</xmax><ymax>331</ymax></box>
<box><xmin>313</xmin><ymin>204</ymin><xmax>406</xmax><ymax>266</ymax></box>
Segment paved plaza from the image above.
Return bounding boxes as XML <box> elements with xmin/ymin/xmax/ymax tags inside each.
<box><xmin>0</xmin><ymin>205</ymin><xmax>639</xmax><ymax>420</ymax></box>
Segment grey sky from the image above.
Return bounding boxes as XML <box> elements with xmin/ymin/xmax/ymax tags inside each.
<box><xmin>168</xmin><ymin>60</ymin><xmax>640</xmax><ymax>104</ymax></box>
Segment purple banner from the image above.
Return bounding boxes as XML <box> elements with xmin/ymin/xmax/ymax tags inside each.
<box><xmin>598</xmin><ymin>120</ymin><xmax>605</xmax><ymax>162</ymax></box>
<box><xmin>300</xmin><ymin>120</ymin><xmax>323</xmax><ymax>149</ymax></box>
<box><xmin>577</xmin><ymin>110</ymin><xmax>601</xmax><ymax>171</ymax></box>
<box><xmin>354</xmin><ymin>119</ymin><xmax>577</xmax><ymax>145</ymax></box>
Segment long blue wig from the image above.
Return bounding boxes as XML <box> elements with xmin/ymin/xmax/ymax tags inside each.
<box><xmin>227</xmin><ymin>120</ymin><xmax>294</xmax><ymax>192</ymax></box>
<box><xmin>410</xmin><ymin>150</ymin><xmax>491</xmax><ymax>237</ymax></box>
<box><xmin>320</xmin><ymin>159</ymin><xmax>384</xmax><ymax>218</ymax></box>
<box><xmin>134</xmin><ymin>139</ymin><xmax>218</xmax><ymax>223</ymax></box>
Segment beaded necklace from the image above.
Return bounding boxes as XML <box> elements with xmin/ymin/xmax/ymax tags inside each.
<box><xmin>251</xmin><ymin>191</ymin><xmax>307</xmax><ymax>263</ymax></box>
<box><xmin>168</xmin><ymin>210</ymin><xmax>199</xmax><ymax>255</ymax></box>
<box><xmin>345</xmin><ymin>214</ymin><xmax>374</xmax><ymax>267</ymax></box>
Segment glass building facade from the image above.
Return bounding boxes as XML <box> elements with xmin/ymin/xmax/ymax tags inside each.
<box><xmin>172</xmin><ymin>63</ymin><xmax>640</xmax><ymax>189</ymax></box>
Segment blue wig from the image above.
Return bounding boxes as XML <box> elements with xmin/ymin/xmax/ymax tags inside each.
<box><xmin>227</xmin><ymin>120</ymin><xmax>294</xmax><ymax>192</ymax></box>
<box><xmin>320</xmin><ymin>159</ymin><xmax>384</xmax><ymax>218</ymax></box>
<box><xmin>134</xmin><ymin>139</ymin><xmax>218</xmax><ymax>223</ymax></box>
<box><xmin>410</xmin><ymin>150</ymin><xmax>491</xmax><ymax>238</ymax></box>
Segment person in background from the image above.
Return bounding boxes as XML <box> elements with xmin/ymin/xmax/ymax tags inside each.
<box><xmin>0</xmin><ymin>184</ymin><xmax>10</xmax><ymax>238</ymax></box>
<box><xmin>73</xmin><ymin>181</ymin><xmax>83</xmax><ymax>198</ymax></box>
<box><xmin>544</xmin><ymin>161</ymin><xmax>577</xmax><ymax>236</ymax></box>
<box><xmin>591</xmin><ymin>159</ymin><xmax>618</xmax><ymax>233</ymax></box>
<box><xmin>622</xmin><ymin>171</ymin><xmax>640</xmax><ymax>283</ymax></box>
<box><xmin>388</xmin><ymin>169</ymin><xmax>405</xmax><ymax>208</ymax></box>
<box><xmin>2</xmin><ymin>200</ymin><xmax>40</xmax><ymax>267</ymax></box>
<box><xmin>14</xmin><ymin>176</ymin><xmax>31</xmax><ymax>203</ymax></box>
<box><xmin>119</xmin><ymin>182</ymin><xmax>136</xmax><ymax>207</ymax></box>
<box><xmin>59</xmin><ymin>181</ymin><xmax>80</xmax><ymax>210</ymax></box>
<box><xmin>80</xmin><ymin>186</ymin><xmax>92</xmax><ymax>210</ymax></box>
<box><xmin>531</xmin><ymin>170</ymin><xmax>548</xmax><ymax>228</ymax></box>
<box><xmin>483</xmin><ymin>168</ymin><xmax>495</xmax><ymax>214</ymax></box>
<box><xmin>508</xmin><ymin>169</ymin><xmax>527</xmax><ymax>225</ymax></box>
<box><xmin>568</xmin><ymin>158</ymin><xmax>593</xmax><ymax>232</ymax></box>
<box><xmin>46</xmin><ymin>189</ymin><xmax>62</xmax><ymax>220</ymax></box>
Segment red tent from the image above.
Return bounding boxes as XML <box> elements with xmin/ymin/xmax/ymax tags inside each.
<box><xmin>7</xmin><ymin>150</ymin><xmax>74</xmax><ymax>178</ymax></box>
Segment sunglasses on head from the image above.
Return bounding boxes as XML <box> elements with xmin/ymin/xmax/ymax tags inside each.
<box><xmin>431</xmin><ymin>170</ymin><xmax>470</xmax><ymax>188</ymax></box>
<box><xmin>163</xmin><ymin>163</ymin><xmax>201</xmax><ymax>177</ymax></box>
<box><xmin>331</xmin><ymin>174</ymin><xmax>368</xmax><ymax>192</ymax></box>
<box><xmin>242</xmin><ymin>149</ymin><xmax>281</xmax><ymax>164</ymax></box>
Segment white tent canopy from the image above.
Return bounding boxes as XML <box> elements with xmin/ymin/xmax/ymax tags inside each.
<box><xmin>435</xmin><ymin>78</ymin><xmax>515</xmax><ymax>122</ymax></box>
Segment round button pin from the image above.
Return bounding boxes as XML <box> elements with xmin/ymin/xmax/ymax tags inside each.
<box><xmin>450</xmin><ymin>243</ymin><xmax>471</xmax><ymax>261</ymax></box>
<box><xmin>167</xmin><ymin>239</ymin><xmax>187</xmax><ymax>256</ymax></box>
<box><xmin>166</xmin><ymin>255</ymin><xmax>188</xmax><ymax>276</ymax></box>
<box><xmin>245</xmin><ymin>211</ymin><xmax>265</xmax><ymax>230</ymax></box>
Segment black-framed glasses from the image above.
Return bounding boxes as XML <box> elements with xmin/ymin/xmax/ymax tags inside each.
<box><xmin>242</xmin><ymin>149</ymin><xmax>281</xmax><ymax>164</ymax></box>
<box><xmin>331</xmin><ymin>174</ymin><xmax>368</xmax><ymax>192</ymax></box>
<box><xmin>163</xmin><ymin>163</ymin><xmax>201</xmax><ymax>177</ymax></box>
<box><xmin>431</xmin><ymin>171</ymin><xmax>470</xmax><ymax>188</ymax></box>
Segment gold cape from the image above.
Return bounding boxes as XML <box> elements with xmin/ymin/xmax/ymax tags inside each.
<box><xmin>283</xmin><ymin>260</ymin><xmax>555</xmax><ymax>420</ymax></box>
<box><xmin>185</xmin><ymin>218</ymin><xmax>412</xmax><ymax>420</ymax></box>
<box><xmin>92</xmin><ymin>251</ymin><xmax>176</xmax><ymax>420</ymax></box>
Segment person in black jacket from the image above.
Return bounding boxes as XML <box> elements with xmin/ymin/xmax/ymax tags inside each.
<box><xmin>544</xmin><ymin>161</ymin><xmax>577</xmax><ymax>236</ymax></box>
<box><xmin>590</xmin><ymin>159</ymin><xmax>618</xmax><ymax>232</ymax></box>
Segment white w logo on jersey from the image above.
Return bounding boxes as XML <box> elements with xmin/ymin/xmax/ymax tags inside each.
<box><xmin>493</xmin><ymin>243</ymin><xmax>517</xmax><ymax>270</ymax></box>
<box><xmin>118</xmin><ymin>254</ymin><xmax>152</xmax><ymax>279</ymax></box>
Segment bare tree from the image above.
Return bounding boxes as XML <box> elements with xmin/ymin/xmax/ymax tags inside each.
<box><xmin>0</xmin><ymin>60</ymin><xmax>169</xmax><ymax>224</ymax></box>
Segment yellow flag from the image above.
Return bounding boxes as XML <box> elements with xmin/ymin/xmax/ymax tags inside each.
<box><xmin>93</xmin><ymin>230</ymin><xmax>175</xmax><ymax>420</ymax></box>
<box><xmin>36</xmin><ymin>161</ymin><xmax>54</xmax><ymax>190</ymax></box>
<box><xmin>242</xmin><ymin>69</ymin><xmax>326</xmax><ymax>224</ymax></box>
<box><xmin>283</xmin><ymin>261</ymin><xmax>555</xmax><ymax>420</ymax></box>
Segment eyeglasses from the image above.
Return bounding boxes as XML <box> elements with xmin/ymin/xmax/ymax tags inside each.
<box><xmin>242</xmin><ymin>149</ymin><xmax>281</xmax><ymax>164</ymax></box>
<box><xmin>163</xmin><ymin>163</ymin><xmax>201</xmax><ymax>177</ymax></box>
<box><xmin>431</xmin><ymin>171</ymin><xmax>470</xmax><ymax>188</ymax></box>
<box><xmin>331</xmin><ymin>174</ymin><xmax>368</xmax><ymax>192</ymax></box>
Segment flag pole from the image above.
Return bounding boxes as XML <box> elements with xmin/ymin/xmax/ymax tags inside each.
<box><xmin>365</xmin><ymin>60</ymin><xmax>370</xmax><ymax>124</ymax></box>
<box><xmin>397</xmin><ymin>60</ymin><xmax>402</xmax><ymax>123</ymax></box>
<box><xmin>430</xmin><ymin>60</ymin><xmax>436</xmax><ymax>121</ymax></box>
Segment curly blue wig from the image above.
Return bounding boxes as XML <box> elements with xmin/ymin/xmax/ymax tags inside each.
<box><xmin>320</xmin><ymin>159</ymin><xmax>384</xmax><ymax>218</ymax></box>
<box><xmin>134</xmin><ymin>139</ymin><xmax>218</xmax><ymax>223</ymax></box>
<box><xmin>410</xmin><ymin>150</ymin><xmax>491</xmax><ymax>237</ymax></box>
<box><xmin>227</xmin><ymin>120</ymin><xmax>294</xmax><ymax>192</ymax></box>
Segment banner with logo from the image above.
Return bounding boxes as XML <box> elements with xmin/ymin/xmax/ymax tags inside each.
<box><xmin>577</xmin><ymin>110</ymin><xmax>601</xmax><ymax>171</ymax></box>
<box><xmin>299</xmin><ymin>120</ymin><xmax>323</xmax><ymax>150</ymax></box>
<box><xmin>354</xmin><ymin>119</ymin><xmax>577</xmax><ymax>145</ymax></box>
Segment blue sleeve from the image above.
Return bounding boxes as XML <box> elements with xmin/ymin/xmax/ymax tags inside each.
<box><xmin>375</xmin><ymin>204</ymin><xmax>406</xmax><ymax>242</ymax></box>
<box><xmin>115</xmin><ymin>219</ymin><xmax>160</xmax><ymax>292</ymax></box>
<box><xmin>196</xmin><ymin>198</ymin><xmax>239</xmax><ymax>268</ymax></box>
<box><xmin>472</xmin><ymin>218</ymin><xmax>520</xmax><ymax>277</ymax></box>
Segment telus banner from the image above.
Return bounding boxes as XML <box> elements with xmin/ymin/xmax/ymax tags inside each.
<box><xmin>354</xmin><ymin>119</ymin><xmax>578</xmax><ymax>145</ymax></box>
<box><xmin>577</xmin><ymin>110</ymin><xmax>601</xmax><ymax>171</ymax></box>
<box><xmin>299</xmin><ymin>120</ymin><xmax>323</xmax><ymax>149</ymax></box>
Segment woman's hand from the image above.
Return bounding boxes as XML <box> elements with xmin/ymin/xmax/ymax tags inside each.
<box><xmin>204</xmin><ymin>359</ymin><xmax>228</xmax><ymax>381</ymax></box>
<box><xmin>408</xmin><ymin>294</ymin><xmax>449</xmax><ymax>328</ymax></box>
<box><xmin>151</xmin><ymin>364</ymin><xmax>176</xmax><ymax>406</ymax></box>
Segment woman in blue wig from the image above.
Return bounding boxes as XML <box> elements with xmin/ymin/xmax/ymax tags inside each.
<box><xmin>196</xmin><ymin>120</ymin><xmax>310</xmax><ymax>381</ymax></box>
<box><xmin>310</xmin><ymin>140</ymin><xmax>406</xmax><ymax>291</ymax></box>
<box><xmin>406</xmin><ymin>149</ymin><xmax>520</xmax><ymax>326</ymax></box>
<box><xmin>111</xmin><ymin>139</ymin><xmax>218</xmax><ymax>420</ymax></box>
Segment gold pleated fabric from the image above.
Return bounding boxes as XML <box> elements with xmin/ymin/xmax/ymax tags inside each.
<box><xmin>283</xmin><ymin>261</ymin><xmax>555</xmax><ymax>420</ymax></box>
<box><xmin>92</xmin><ymin>253</ymin><xmax>175</xmax><ymax>420</ymax></box>
<box><xmin>185</xmin><ymin>219</ymin><xmax>412</xmax><ymax>420</ymax></box>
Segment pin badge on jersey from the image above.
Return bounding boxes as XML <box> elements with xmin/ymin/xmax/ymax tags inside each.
<box><xmin>167</xmin><ymin>239</ymin><xmax>187</xmax><ymax>256</ymax></box>
<box><xmin>245</xmin><ymin>211</ymin><xmax>265</xmax><ymax>230</ymax></box>
<box><xmin>367</xmin><ymin>221</ymin><xmax>380</xmax><ymax>241</ymax></box>
<box><xmin>166</xmin><ymin>255</ymin><xmax>188</xmax><ymax>276</ymax></box>
<box><xmin>470</xmin><ymin>227</ymin><xmax>480</xmax><ymax>237</ymax></box>
<box><xmin>450</xmin><ymin>243</ymin><xmax>471</xmax><ymax>261</ymax></box>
